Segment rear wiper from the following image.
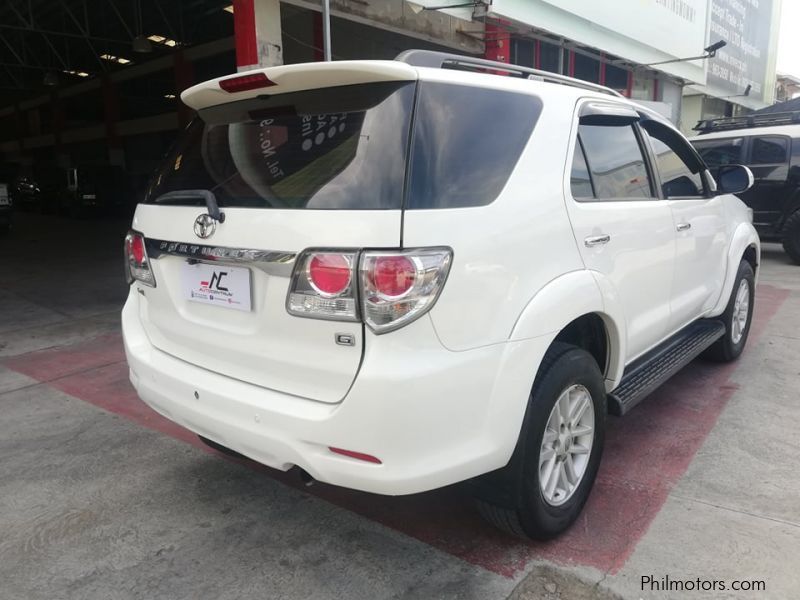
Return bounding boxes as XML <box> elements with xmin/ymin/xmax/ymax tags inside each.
<box><xmin>154</xmin><ymin>189</ymin><xmax>226</xmax><ymax>223</ymax></box>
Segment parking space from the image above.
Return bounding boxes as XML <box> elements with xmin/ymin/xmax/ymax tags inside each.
<box><xmin>2</xmin><ymin>212</ymin><xmax>799</xmax><ymax>599</ymax></box>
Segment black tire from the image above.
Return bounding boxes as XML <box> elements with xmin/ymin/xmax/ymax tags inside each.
<box><xmin>782</xmin><ymin>210</ymin><xmax>800</xmax><ymax>265</ymax></box>
<box><xmin>704</xmin><ymin>260</ymin><xmax>755</xmax><ymax>362</ymax></box>
<box><xmin>475</xmin><ymin>342</ymin><xmax>606</xmax><ymax>540</ymax></box>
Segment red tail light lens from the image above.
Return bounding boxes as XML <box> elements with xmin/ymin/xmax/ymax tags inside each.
<box><xmin>308</xmin><ymin>254</ymin><xmax>352</xmax><ymax>297</ymax></box>
<box><xmin>130</xmin><ymin>235</ymin><xmax>145</xmax><ymax>264</ymax></box>
<box><xmin>360</xmin><ymin>249</ymin><xmax>452</xmax><ymax>334</ymax></box>
<box><xmin>218</xmin><ymin>72</ymin><xmax>276</xmax><ymax>93</ymax></box>
<box><xmin>370</xmin><ymin>256</ymin><xmax>416</xmax><ymax>299</ymax></box>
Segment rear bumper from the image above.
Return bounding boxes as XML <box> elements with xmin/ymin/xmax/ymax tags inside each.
<box><xmin>122</xmin><ymin>290</ymin><xmax>551</xmax><ymax>495</ymax></box>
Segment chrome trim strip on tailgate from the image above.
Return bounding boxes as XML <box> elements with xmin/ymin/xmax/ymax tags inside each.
<box><xmin>145</xmin><ymin>238</ymin><xmax>296</xmax><ymax>276</ymax></box>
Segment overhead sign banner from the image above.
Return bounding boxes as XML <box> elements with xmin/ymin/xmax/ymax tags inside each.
<box><xmin>706</xmin><ymin>0</ymin><xmax>774</xmax><ymax>102</ymax></box>
<box><xmin>489</xmin><ymin>0</ymin><xmax>710</xmax><ymax>84</ymax></box>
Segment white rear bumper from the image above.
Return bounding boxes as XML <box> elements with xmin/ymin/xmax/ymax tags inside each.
<box><xmin>122</xmin><ymin>291</ymin><xmax>550</xmax><ymax>495</ymax></box>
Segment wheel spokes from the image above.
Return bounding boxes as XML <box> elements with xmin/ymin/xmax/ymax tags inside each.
<box><xmin>538</xmin><ymin>384</ymin><xmax>596</xmax><ymax>506</ymax></box>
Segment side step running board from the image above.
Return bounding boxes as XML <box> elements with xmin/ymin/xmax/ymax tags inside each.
<box><xmin>608</xmin><ymin>320</ymin><xmax>725</xmax><ymax>416</ymax></box>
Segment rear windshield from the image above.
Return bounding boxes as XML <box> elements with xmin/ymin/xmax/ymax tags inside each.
<box><xmin>147</xmin><ymin>82</ymin><xmax>414</xmax><ymax>210</ymax></box>
<box><xmin>146</xmin><ymin>79</ymin><xmax>541</xmax><ymax>210</ymax></box>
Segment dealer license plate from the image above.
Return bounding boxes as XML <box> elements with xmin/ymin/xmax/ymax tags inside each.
<box><xmin>180</xmin><ymin>262</ymin><xmax>252</xmax><ymax>312</ymax></box>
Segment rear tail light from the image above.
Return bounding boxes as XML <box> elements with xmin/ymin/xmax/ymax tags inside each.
<box><xmin>360</xmin><ymin>249</ymin><xmax>452</xmax><ymax>334</ymax></box>
<box><xmin>124</xmin><ymin>230</ymin><xmax>156</xmax><ymax>287</ymax></box>
<box><xmin>287</xmin><ymin>247</ymin><xmax>452</xmax><ymax>334</ymax></box>
<box><xmin>287</xmin><ymin>251</ymin><xmax>358</xmax><ymax>321</ymax></box>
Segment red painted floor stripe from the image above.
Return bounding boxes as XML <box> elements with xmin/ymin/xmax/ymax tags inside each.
<box><xmin>2</xmin><ymin>284</ymin><xmax>790</xmax><ymax>578</ymax></box>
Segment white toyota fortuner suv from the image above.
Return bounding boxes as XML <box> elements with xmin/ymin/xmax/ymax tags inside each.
<box><xmin>122</xmin><ymin>50</ymin><xmax>759</xmax><ymax>540</ymax></box>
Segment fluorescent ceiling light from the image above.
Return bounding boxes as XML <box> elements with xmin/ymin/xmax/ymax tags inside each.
<box><xmin>100</xmin><ymin>53</ymin><xmax>132</xmax><ymax>65</ymax></box>
<box><xmin>223</xmin><ymin>5</ymin><xmax>234</xmax><ymax>13</ymax></box>
<box><xmin>148</xmin><ymin>34</ymin><xmax>179</xmax><ymax>48</ymax></box>
<box><xmin>63</xmin><ymin>69</ymin><xmax>90</xmax><ymax>78</ymax></box>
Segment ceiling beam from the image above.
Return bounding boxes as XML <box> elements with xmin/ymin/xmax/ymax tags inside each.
<box><xmin>0</xmin><ymin>24</ymin><xmax>130</xmax><ymax>46</ymax></box>
<box><xmin>57</xmin><ymin>0</ymin><xmax>107</xmax><ymax>71</ymax></box>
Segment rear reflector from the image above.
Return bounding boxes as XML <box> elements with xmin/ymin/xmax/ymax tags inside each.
<box><xmin>328</xmin><ymin>447</ymin><xmax>382</xmax><ymax>464</ymax></box>
<box><xmin>218</xmin><ymin>72</ymin><xmax>276</xmax><ymax>93</ymax></box>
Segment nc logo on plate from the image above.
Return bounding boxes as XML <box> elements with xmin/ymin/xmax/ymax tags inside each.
<box><xmin>193</xmin><ymin>214</ymin><xmax>216</xmax><ymax>239</ymax></box>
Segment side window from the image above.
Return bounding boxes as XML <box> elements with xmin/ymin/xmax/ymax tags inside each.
<box><xmin>570</xmin><ymin>138</ymin><xmax>594</xmax><ymax>199</ymax></box>
<box><xmin>750</xmin><ymin>137</ymin><xmax>788</xmax><ymax>165</ymax></box>
<box><xmin>577</xmin><ymin>123</ymin><xmax>653</xmax><ymax>200</ymax></box>
<box><xmin>693</xmin><ymin>138</ymin><xmax>744</xmax><ymax>169</ymax></box>
<box><xmin>641</xmin><ymin>121</ymin><xmax>705</xmax><ymax>198</ymax></box>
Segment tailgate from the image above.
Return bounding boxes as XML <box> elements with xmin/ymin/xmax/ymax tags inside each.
<box><xmin>133</xmin><ymin>206</ymin><xmax>400</xmax><ymax>403</ymax></box>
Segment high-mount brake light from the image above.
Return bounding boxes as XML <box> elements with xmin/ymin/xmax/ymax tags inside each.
<box><xmin>218</xmin><ymin>72</ymin><xmax>276</xmax><ymax>93</ymax></box>
<box><xmin>124</xmin><ymin>230</ymin><xmax>156</xmax><ymax>287</ymax></box>
<box><xmin>286</xmin><ymin>247</ymin><xmax>452</xmax><ymax>333</ymax></box>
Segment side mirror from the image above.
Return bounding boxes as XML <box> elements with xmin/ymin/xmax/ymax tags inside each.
<box><xmin>716</xmin><ymin>165</ymin><xmax>753</xmax><ymax>195</ymax></box>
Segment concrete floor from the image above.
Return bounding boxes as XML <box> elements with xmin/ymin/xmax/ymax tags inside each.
<box><xmin>1</xmin><ymin>212</ymin><xmax>799</xmax><ymax>599</ymax></box>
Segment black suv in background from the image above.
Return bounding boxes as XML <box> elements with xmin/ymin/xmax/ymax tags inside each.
<box><xmin>691</xmin><ymin>113</ymin><xmax>800</xmax><ymax>264</ymax></box>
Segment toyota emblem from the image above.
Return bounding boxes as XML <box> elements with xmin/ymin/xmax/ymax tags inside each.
<box><xmin>194</xmin><ymin>214</ymin><xmax>216</xmax><ymax>239</ymax></box>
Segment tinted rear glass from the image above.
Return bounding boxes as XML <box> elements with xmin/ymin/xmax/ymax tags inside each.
<box><xmin>146</xmin><ymin>82</ymin><xmax>414</xmax><ymax>209</ymax></box>
<box><xmin>692</xmin><ymin>137</ymin><xmax>744</xmax><ymax>169</ymax></box>
<box><xmin>750</xmin><ymin>136</ymin><xmax>788</xmax><ymax>164</ymax></box>
<box><xmin>407</xmin><ymin>82</ymin><xmax>541</xmax><ymax>209</ymax></box>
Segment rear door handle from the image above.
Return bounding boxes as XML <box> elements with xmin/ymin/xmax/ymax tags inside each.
<box><xmin>676</xmin><ymin>222</ymin><xmax>692</xmax><ymax>232</ymax></box>
<box><xmin>584</xmin><ymin>234</ymin><xmax>611</xmax><ymax>247</ymax></box>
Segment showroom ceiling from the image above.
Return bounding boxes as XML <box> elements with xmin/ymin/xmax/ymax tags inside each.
<box><xmin>0</xmin><ymin>0</ymin><xmax>234</xmax><ymax>103</ymax></box>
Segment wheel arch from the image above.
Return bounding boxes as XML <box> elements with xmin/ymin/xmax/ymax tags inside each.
<box><xmin>710</xmin><ymin>223</ymin><xmax>761</xmax><ymax>316</ymax></box>
<box><xmin>510</xmin><ymin>270</ymin><xmax>626</xmax><ymax>391</ymax></box>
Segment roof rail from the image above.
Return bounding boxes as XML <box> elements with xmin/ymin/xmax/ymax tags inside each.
<box><xmin>693</xmin><ymin>111</ymin><xmax>800</xmax><ymax>133</ymax></box>
<box><xmin>395</xmin><ymin>49</ymin><xmax>624</xmax><ymax>98</ymax></box>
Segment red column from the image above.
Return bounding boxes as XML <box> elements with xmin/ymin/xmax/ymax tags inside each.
<box><xmin>484</xmin><ymin>21</ymin><xmax>510</xmax><ymax>63</ymax></box>
<box><xmin>102</xmin><ymin>75</ymin><xmax>120</xmax><ymax>147</ymax></box>
<box><xmin>625</xmin><ymin>71</ymin><xmax>633</xmax><ymax>98</ymax></box>
<box><xmin>13</xmin><ymin>103</ymin><xmax>26</xmax><ymax>152</ymax></box>
<box><xmin>599</xmin><ymin>53</ymin><xmax>606</xmax><ymax>86</ymax></box>
<box><xmin>568</xmin><ymin>50</ymin><xmax>575</xmax><ymax>78</ymax></box>
<box><xmin>174</xmin><ymin>49</ymin><xmax>195</xmax><ymax>127</ymax></box>
<box><xmin>534</xmin><ymin>40</ymin><xmax>541</xmax><ymax>69</ymax></box>
<box><xmin>51</xmin><ymin>91</ymin><xmax>63</xmax><ymax>150</ymax></box>
<box><xmin>313</xmin><ymin>12</ymin><xmax>324</xmax><ymax>61</ymax></box>
<box><xmin>233</xmin><ymin>0</ymin><xmax>258</xmax><ymax>69</ymax></box>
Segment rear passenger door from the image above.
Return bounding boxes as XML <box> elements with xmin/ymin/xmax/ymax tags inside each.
<box><xmin>640</xmin><ymin>119</ymin><xmax>727</xmax><ymax>333</ymax></box>
<box><xmin>565</xmin><ymin>102</ymin><xmax>676</xmax><ymax>362</ymax></box>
